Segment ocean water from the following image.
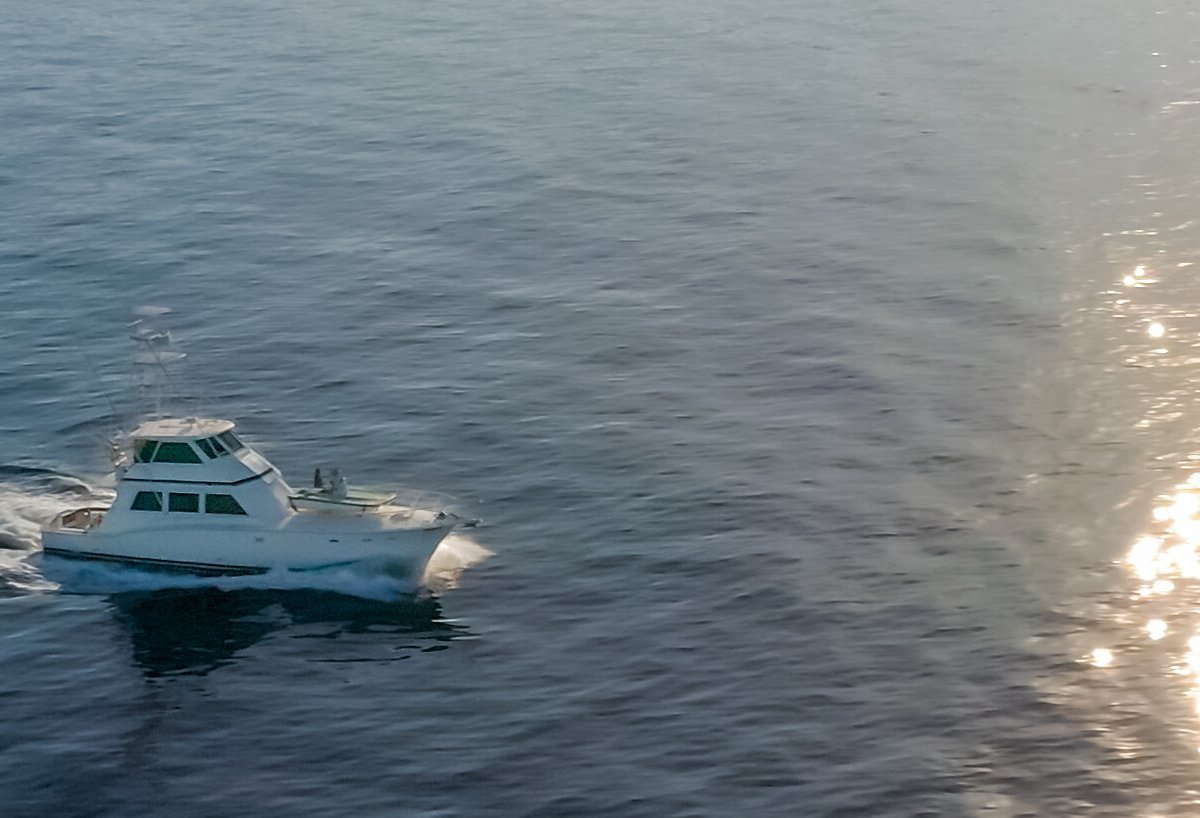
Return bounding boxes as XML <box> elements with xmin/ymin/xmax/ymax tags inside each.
<box><xmin>4</xmin><ymin>0</ymin><xmax>1200</xmax><ymax>815</ymax></box>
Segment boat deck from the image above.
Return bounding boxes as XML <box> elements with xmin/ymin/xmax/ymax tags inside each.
<box><xmin>46</xmin><ymin>507</ymin><xmax>108</xmax><ymax>532</ymax></box>
<box><xmin>289</xmin><ymin>487</ymin><xmax>396</xmax><ymax>510</ymax></box>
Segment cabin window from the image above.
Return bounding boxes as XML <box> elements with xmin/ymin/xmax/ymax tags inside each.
<box><xmin>205</xmin><ymin>494</ymin><xmax>247</xmax><ymax>515</ymax></box>
<box><xmin>195</xmin><ymin>437</ymin><xmax>216</xmax><ymax>459</ymax></box>
<box><xmin>217</xmin><ymin>431</ymin><xmax>244</xmax><ymax>452</ymax></box>
<box><xmin>152</xmin><ymin>442</ymin><xmax>203</xmax><ymax>464</ymax></box>
<box><xmin>168</xmin><ymin>492</ymin><xmax>200</xmax><ymax>513</ymax></box>
<box><xmin>209</xmin><ymin>436</ymin><xmax>228</xmax><ymax>455</ymax></box>
<box><xmin>130</xmin><ymin>491</ymin><xmax>162</xmax><ymax>511</ymax></box>
<box><xmin>134</xmin><ymin>440</ymin><xmax>159</xmax><ymax>463</ymax></box>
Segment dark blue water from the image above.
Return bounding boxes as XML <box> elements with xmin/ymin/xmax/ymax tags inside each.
<box><xmin>6</xmin><ymin>0</ymin><xmax>1200</xmax><ymax>814</ymax></box>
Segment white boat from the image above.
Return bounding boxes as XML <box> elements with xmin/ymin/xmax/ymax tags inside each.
<box><xmin>42</xmin><ymin>416</ymin><xmax>463</xmax><ymax>576</ymax></box>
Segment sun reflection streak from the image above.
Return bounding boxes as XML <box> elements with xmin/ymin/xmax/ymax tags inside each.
<box><xmin>1128</xmin><ymin>535</ymin><xmax>1165</xmax><ymax>581</ymax></box>
<box><xmin>1123</xmin><ymin>474</ymin><xmax>1200</xmax><ymax>742</ymax></box>
<box><xmin>1121</xmin><ymin>265</ymin><xmax>1157</xmax><ymax>288</ymax></box>
<box><xmin>1153</xmin><ymin>578</ymin><xmax>1176</xmax><ymax>595</ymax></box>
<box><xmin>1124</xmin><ymin>482</ymin><xmax>1200</xmax><ymax>583</ymax></box>
<box><xmin>1185</xmin><ymin>631</ymin><xmax>1200</xmax><ymax>718</ymax></box>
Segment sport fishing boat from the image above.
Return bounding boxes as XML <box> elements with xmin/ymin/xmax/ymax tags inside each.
<box><xmin>40</xmin><ymin>312</ymin><xmax>467</xmax><ymax>576</ymax></box>
<box><xmin>41</xmin><ymin>416</ymin><xmax>463</xmax><ymax>576</ymax></box>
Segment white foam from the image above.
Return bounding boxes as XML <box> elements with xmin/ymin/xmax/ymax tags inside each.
<box><xmin>423</xmin><ymin>532</ymin><xmax>495</xmax><ymax>591</ymax></box>
<box><xmin>0</xmin><ymin>478</ymin><xmax>114</xmax><ymax>550</ymax></box>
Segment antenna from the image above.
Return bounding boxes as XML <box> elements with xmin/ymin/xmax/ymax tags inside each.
<box><xmin>129</xmin><ymin>306</ymin><xmax>186</xmax><ymax>419</ymax></box>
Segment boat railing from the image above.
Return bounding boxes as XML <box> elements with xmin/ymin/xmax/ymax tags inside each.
<box><xmin>288</xmin><ymin>485</ymin><xmax>462</xmax><ymax>517</ymax></box>
<box><xmin>49</xmin><ymin>507</ymin><xmax>108</xmax><ymax>532</ymax></box>
<box><xmin>303</xmin><ymin>485</ymin><xmax>460</xmax><ymax>512</ymax></box>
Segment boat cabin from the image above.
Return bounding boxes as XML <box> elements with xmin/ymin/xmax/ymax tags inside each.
<box><xmin>106</xmin><ymin>417</ymin><xmax>295</xmax><ymax>526</ymax></box>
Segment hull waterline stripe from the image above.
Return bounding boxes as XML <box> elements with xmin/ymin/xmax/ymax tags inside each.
<box><xmin>41</xmin><ymin>546</ymin><xmax>267</xmax><ymax>576</ymax></box>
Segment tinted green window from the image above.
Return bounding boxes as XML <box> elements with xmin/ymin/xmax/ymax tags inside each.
<box><xmin>130</xmin><ymin>491</ymin><xmax>162</xmax><ymax>511</ymax></box>
<box><xmin>152</xmin><ymin>442</ymin><xmax>202</xmax><ymax>464</ymax></box>
<box><xmin>205</xmin><ymin>494</ymin><xmax>247</xmax><ymax>515</ymax></box>
<box><xmin>195</xmin><ymin>438</ymin><xmax>216</xmax><ymax>458</ymax></box>
<box><xmin>134</xmin><ymin>440</ymin><xmax>159</xmax><ymax>463</ymax></box>
<box><xmin>168</xmin><ymin>493</ymin><xmax>199</xmax><ymax>513</ymax></box>
<box><xmin>217</xmin><ymin>431</ymin><xmax>243</xmax><ymax>452</ymax></box>
<box><xmin>208</xmin><ymin>436</ymin><xmax>228</xmax><ymax>455</ymax></box>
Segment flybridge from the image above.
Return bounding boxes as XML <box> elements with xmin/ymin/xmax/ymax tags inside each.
<box><xmin>132</xmin><ymin>428</ymin><xmax>245</xmax><ymax>465</ymax></box>
<box><xmin>131</xmin><ymin>417</ymin><xmax>236</xmax><ymax>438</ymax></box>
<box><xmin>119</xmin><ymin>417</ymin><xmax>276</xmax><ymax>489</ymax></box>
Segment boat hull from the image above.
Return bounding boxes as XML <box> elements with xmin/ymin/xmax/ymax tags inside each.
<box><xmin>41</xmin><ymin>522</ymin><xmax>453</xmax><ymax>578</ymax></box>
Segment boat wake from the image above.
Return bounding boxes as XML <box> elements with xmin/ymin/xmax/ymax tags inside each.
<box><xmin>0</xmin><ymin>468</ymin><xmax>110</xmax><ymax>544</ymax></box>
<box><xmin>0</xmin><ymin>468</ymin><xmax>113</xmax><ymax>595</ymax></box>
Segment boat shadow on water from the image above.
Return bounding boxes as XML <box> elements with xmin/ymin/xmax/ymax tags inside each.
<box><xmin>105</xmin><ymin>585</ymin><xmax>465</xmax><ymax>678</ymax></box>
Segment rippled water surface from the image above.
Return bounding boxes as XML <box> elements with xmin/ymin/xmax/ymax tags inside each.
<box><xmin>6</xmin><ymin>0</ymin><xmax>1200</xmax><ymax>815</ymax></box>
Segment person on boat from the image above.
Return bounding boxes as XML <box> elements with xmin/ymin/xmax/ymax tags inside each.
<box><xmin>331</xmin><ymin>468</ymin><xmax>348</xmax><ymax>498</ymax></box>
<box><xmin>313</xmin><ymin>468</ymin><xmax>324</xmax><ymax>489</ymax></box>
